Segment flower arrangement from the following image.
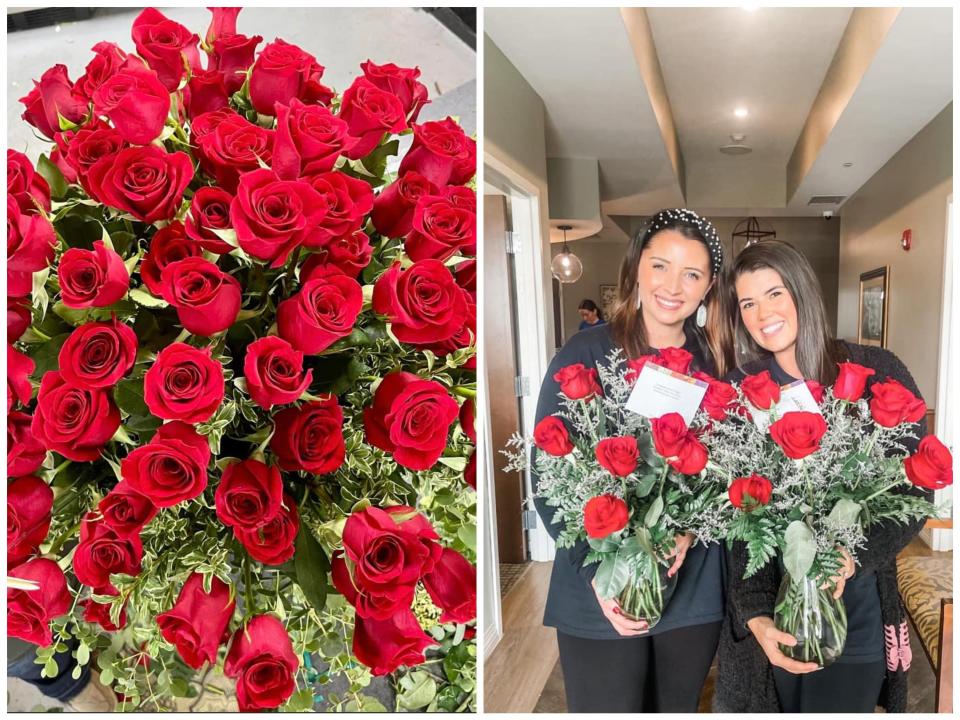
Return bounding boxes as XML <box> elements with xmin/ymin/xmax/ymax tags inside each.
<box><xmin>8</xmin><ymin>7</ymin><xmax>476</xmax><ymax>712</ymax></box>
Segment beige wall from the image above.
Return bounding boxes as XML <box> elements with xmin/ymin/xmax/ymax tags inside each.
<box><xmin>837</xmin><ymin>103</ymin><xmax>952</xmax><ymax>405</ymax></box>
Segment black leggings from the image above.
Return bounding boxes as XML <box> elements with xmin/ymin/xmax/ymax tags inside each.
<box><xmin>773</xmin><ymin>660</ymin><xmax>885</xmax><ymax>713</ymax></box>
<box><xmin>557</xmin><ymin>621</ymin><xmax>722</xmax><ymax>712</ymax></box>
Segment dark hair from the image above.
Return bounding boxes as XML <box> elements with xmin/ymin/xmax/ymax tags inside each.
<box><xmin>726</xmin><ymin>240</ymin><xmax>843</xmax><ymax>384</ymax></box>
<box><xmin>578</xmin><ymin>298</ymin><xmax>604</xmax><ymax>321</ymax></box>
<box><xmin>608</xmin><ymin>209</ymin><xmax>729</xmax><ymax>372</ymax></box>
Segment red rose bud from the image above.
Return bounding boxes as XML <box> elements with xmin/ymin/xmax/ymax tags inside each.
<box><xmin>769</xmin><ymin>411</ymin><xmax>828</xmax><ymax>460</ymax></box>
<box><xmin>144</xmin><ymin>343</ymin><xmax>225</xmax><ymax>424</ymax></box>
<box><xmin>833</xmin><ymin>362</ymin><xmax>876</xmax><ymax>402</ymax></box>
<box><xmin>157</xmin><ymin>573</ymin><xmax>235</xmax><ymax>669</ymax></box>
<box><xmin>277</xmin><ymin>267</ymin><xmax>363</xmax><ymax>354</ymax></box>
<box><xmin>234</xmin><ymin>494</ymin><xmax>299</xmax><ymax>565</ymax></box>
<box><xmin>595</xmin><ymin>436</ymin><xmax>639</xmax><ymax>477</ymax></box>
<box><xmin>86</xmin><ymin>145</ymin><xmax>193</xmax><ymax>223</ymax></box>
<box><xmin>7</xmin><ymin>475</ymin><xmax>53</xmax><ymax>565</ymax></box>
<box><xmin>300</xmin><ymin>230</ymin><xmax>373</xmax><ymax>280</ymax></box>
<box><xmin>8</xmin><ymin>344</ymin><xmax>34</xmax><ymax>411</ymax></box>
<box><xmin>91</xmin><ymin>58</ymin><xmax>170</xmax><ymax>145</ymax></box>
<box><xmin>195</xmin><ymin>111</ymin><xmax>274</xmax><ymax>194</ymax></box>
<box><xmin>361</xmin><ymin>60</ymin><xmax>429</xmax><ymax>122</ymax></box>
<box><xmin>225</xmin><ymin>615</ymin><xmax>299</xmax><ymax>711</ymax></box>
<box><xmin>58</xmin><ymin>318</ymin><xmax>137</xmax><ymax>388</ymax></box>
<box><xmin>98</xmin><ymin>481</ymin><xmax>158</xmax><ymax>538</ymax></box>
<box><xmin>82</xmin><ymin>596</ymin><xmax>127</xmax><ymax>632</ymax></box>
<box><xmin>655</xmin><ymin>347</ymin><xmax>694</xmax><ymax>375</ymax></box>
<box><xmin>58</xmin><ymin>241</ymin><xmax>129</xmax><ymax>309</ymax></box>
<box><xmin>8</xmin><ymin>558</ymin><xmax>71</xmax><ymax>647</ymax></box>
<box><xmin>869</xmin><ymin>379</ymin><xmax>927</xmax><ymax>428</ymax></box>
<box><xmin>243</xmin><ymin>336</ymin><xmax>313</xmax><ymax>410</ymax></box>
<box><xmin>7</xmin><ymin>149</ymin><xmax>50</xmax><ymax>213</ymax></box>
<box><xmin>371</xmin><ymin>171</ymin><xmax>438</xmax><ymax>239</ymax></box>
<box><xmin>728</xmin><ymin>473</ymin><xmax>773</xmax><ymax>510</ymax></box>
<box><xmin>300</xmin><ymin>171</ymin><xmax>374</xmax><ymax>249</ymax></box>
<box><xmin>352</xmin><ymin>609</ymin><xmax>435</xmax><ymax>676</ymax></box>
<box><xmin>184</xmin><ymin>187</ymin><xmax>235</xmax><ymax>254</ymax></box>
<box><xmin>422</xmin><ymin>547</ymin><xmax>476</xmax><ymax>624</ymax></box>
<box><xmin>460</xmin><ymin>399</ymin><xmax>476</xmax><ymax>443</ymax></box>
<box><xmin>373</xmin><ymin>260</ymin><xmax>468</xmax><ymax>346</ymax></box>
<box><xmin>533</xmin><ymin>416</ymin><xmax>574</xmax><ymax>457</ymax></box>
<box><xmin>904</xmin><ymin>435</ymin><xmax>953</xmax><ymax>490</ymax></box>
<box><xmin>363</xmin><ymin>372</ymin><xmax>459</xmax><ymax>470</ymax></box>
<box><xmin>140</xmin><ymin>222</ymin><xmax>205</xmax><ymax>295</ymax></box>
<box><xmin>215</xmin><ymin>458</ymin><xmax>284</xmax><ymax>529</ymax></box>
<box><xmin>204</xmin><ymin>7</ymin><xmax>241</xmax><ymax>46</ymax></box>
<box><xmin>741</xmin><ymin>370</ymin><xmax>781</xmax><ymax>410</ymax></box>
<box><xmin>273</xmin><ymin>99</ymin><xmax>358</xmax><ymax>179</ymax></box>
<box><xmin>7</xmin><ymin>197</ymin><xmax>56</xmax><ymax>295</ymax></box>
<box><xmin>210</xmin><ymin>32</ymin><xmax>262</xmax><ymax>94</ymax></box>
<box><xmin>625</xmin><ymin>354</ymin><xmax>657</xmax><ymax>384</ymax></box>
<box><xmin>249</xmin><ymin>38</ymin><xmax>332</xmax><ymax>116</ymax></box>
<box><xmin>583</xmin><ymin>495</ymin><xmax>629</xmax><ymax>539</ymax></box>
<box><xmin>406</xmin><ymin>188</ymin><xmax>477</xmax><ymax>263</ymax></box>
<box><xmin>31</xmin><ymin>372</ymin><xmax>120</xmax><ymax>462</ymax></box>
<box><xmin>131</xmin><ymin>8</ymin><xmax>201</xmax><ymax>92</ymax></box>
<box><xmin>554</xmin><ymin>363</ymin><xmax>603</xmax><ymax>401</ymax></box>
<box><xmin>8</xmin><ymin>412</ymin><xmax>46</xmax><ymax>478</ymax></box>
<box><xmin>121</xmin><ymin>421</ymin><xmax>211</xmax><ymax>508</ymax></box>
<box><xmin>159</xmin><ymin>257</ymin><xmax>242</xmax><ymax>337</ymax></box>
<box><xmin>19</xmin><ymin>64</ymin><xmax>87</xmax><ymax>139</ymax></box>
<box><xmin>186</xmin><ymin>68</ymin><xmax>230</xmax><ymax>121</ymax></box>
<box><xmin>695</xmin><ymin>372</ymin><xmax>738</xmax><ymax>421</ymax></box>
<box><xmin>805</xmin><ymin>380</ymin><xmax>826</xmax><ymax>404</ymax></box>
<box><xmin>271</xmin><ymin>397</ymin><xmax>346</xmax><ymax>475</ymax></box>
<box><xmin>338</xmin><ymin>77</ymin><xmax>408</xmax><ymax>159</ymax></box>
<box><xmin>73</xmin><ymin>513</ymin><xmax>143</xmax><ymax>593</ymax></box>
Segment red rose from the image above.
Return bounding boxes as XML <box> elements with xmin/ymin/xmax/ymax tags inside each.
<box><xmin>553</xmin><ymin>363</ymin><xmax>602</xmax><ymax>401</ymax></box>
<box><xmin>74</xmin><ymin>42</ymin><xmax>128</xmax><ymax>102</ymax></box>
<box><xmin>131</xmin><ymin>8</ymin><xmax>201</xmax><ymax>92</ymax></box>
<box><xmin>86</xmin><ymin>145</ymin><xmax>193</xmax><ymax>223</ymax></box>
<box><xmin>8</xmin><ymin>558</ymin><xmax>71</xmax><ymax>647</ymax></box>
<box><xmin>363</xmin><ymin>372</ymin><xmax>459</xmax><ymax>470</ymax></box>
<box><xmin>215</xmin><ymin>458</ymin><xmax>283</xmax><ymax>529</ymax></box>
<box><xmin>159</xmin><ymin>257</ymin><xmax>242</xmax><ymax>336</ymax></box>
<box><xmin>204</xmin><ymin>7</ymin><xmax>241</xmax><ymax>46</ymax></box>
<box><xmin>270</xmin><ymin>397</ymin><xmax>346</xmax><ymax>474</ymax></box>
<box><xmin>195</xmin><ymin>111</ymin><xmax>275</xmax><ymax>193</ymax></box>
<box><xmin>300</xmin><ymin>230</ymin><xmax>372</xmax><ymax>279</ymax></box>
<box><xmin>277</xmin><ymin>267</ymin><xmax>363</xmax><ymax>353</ymax></box>
<box><xmin>741</xmin><ymin>370</ymin><xmax>781</xmax><ymax>410</ymax></box>
<box><xmin>157</xmin><ymin>573</ymin><xmax>235</xmax><ymax>669</ymax></box>
<box><xmin>243</xmin><ymin>336</ymin><xmax>312</xmax><ymax>410</ymax></box>
<box><xmin>399</xmin><ymin>118</ymin><xmax>475</xmax><ymax>188</ymax></box>
<box><xmin>651</xmin><ymin>412</ymin><xmax>708</xmax><ymax>475</ymax></box>
<box><xmin>73</xmin><ymin>513</ymin><xmax>143</xmax><ymax>592</ymax></box>
<box><xmin>91</xmin><ymin>58</ymin><xmax>170</xmax><ymax>145</ymax></box>
<box><xmin>98</xmin><ymin>481</ymin><xmax>158</xmax><ymax>538</ymax></box>
<box><xmin>533</xmin><ymin>416</ymin><xmax>574</xmax><ymax>457</ymax></box>
<box><xmin>301</xmin><ymin>171</ymin><xmax>374</xmax><ymax>249</ymax></box>
<box><xmin>595</xmin><ymin>437</ymin><xmax>639</xmax><ymax>477</ymax></box>
<box><xmin>422</xmin><ymin>547</ymin><xmax>476</xmax><ymax>623</ymax></box>
<box><xmin>121</xmin><ymin>421</ymin><xmax>211</xmax><ymax>507</ymax></box>
<box><xmin>904</xmin><ymin>435</ymin><xmax>953</xmax><ymax>490</ymax></box>
<box><xmin>8</xmin><ymin>475</ymin><xmax>53</xmax><ymax>565</ymax></box>
<box><xmin>7</xmin><ymin>197</ymin><xmax>56</xmax><ymax>296</ymax></box>
<box><xmin>426</xmin><ymin>301</ymin><xmax>476</xmax><ymax>367</ymax></box>
<box><xmin>339</xmin><ymin>77</ymin><xmax>408</xmax><ymax>158</ymax></box>
<box><xmin>769</xmin><ymin>411</ymin><xmax>828</xmax><ymax>460</ymax></box>
<box><xmin>49</xmin><ymin>141</ymin><xmax>77</xmax><ymax>185</ymax></box>
<box><xmin>371</xmin><ymin>171</ymin><xmax>437</xmax><ymax>239</ymax></box>
<box><xmin>373</xmin><ymin>260</ymin><xmax>467</xmax><ymax>345</ymax></box>
<box><xmin>694</xmin><ymin>372</ymin><xmax>738</xmax><ymax>421</ymax></box>
<box><xmin>9</xmin><ymin>297</ymin><xmax>32</xmax><ymax>343</ymax></box>
<box><xmin>273</xmin><ymin>99</ymin><xmax>358</xmax><ymax>179</ymax></box>
<box><xmin>58</xmin><ymin>241</ymin><xmax>129</xmax><ymax>309</ymax></box>
<box><xmin>144</xmin><ymin>343</ymin><xmax>225</xmax><ymax>423</ymax></box>
<box><xmin>185</xmin><ymin>187</ymin><xmax>235</xmax><ymax>254</ymax></box>
<box><xmin>58</xmin><ymin>318</ymin><xmax>137</xmax><ymax>388</ymax></box>
<box><xmin>406</xmin><ymin>188</ymin><xmax>477</xmax><ymax>262</ymax></box>
<box><xmin>352</xmin><ymin>609</ymin><xmax>434</xmax><ymax>676</ymax></box>
<box><xmin>869</xmin><ymin>379</ymin><xmax>927</xmax><ymax>428</ymax></box>
<box><xmin>7</xmin><ymin>149</ymin><xmax>50</xmax><ymax>213</ymax></box>
<box><xmin>360</xmin><ymin>60</ymin><xmax>429</xmax><ymax>122</ymax></box>
<box><xmin>464</xmin><ymin>452</ymin><xmax>476</xmax><ymax>490</ymax></box>
<box><xmin>19</xmin><ymin>64</ymin><xmax>87</xmax><ymax>140</ymax></box>
<box><xmin>62</xmin><ymin>122</ymin><xmax>127</xmax><ymax>197</ymax></box>
<box><xmin>230</xmin><ymin>168</ymin><xmax>326</xmax><ymax>267</ymax></box>
<box><xmin>833</xmin><ymin>362</ymin><xmax>876</xmax><ymax>402</ymax></box>
<box><xmin>234</xmin><ymin>494</ymin><xmax>298</xmax><ymax>565</ymax></box>
<box><xmin>225</xmin><ymin>615</ymin><xmax>299</xmax><ymax>711</ymax></box>
<box><xmin>455</xmin><ymin>259</ymin><xmax>476</xmax><ymax>299</ymax></box>
<box><xmin>8</xmin><ymin>412</ymin><xmax>46</xmax><ymax>478</ymax></box>
<box><xmin>728</xmin><ymin>473</ymin><xmax>773</xmax><ymax>510</ymax></box>
<box><xmin>655</xmin><ymin>347</ymin><xmax>693</xmax><ymax>375</ymax></box>
<box><xmin>624</xmin><ymin>354</ymin><xmax>657</xmax><ymax>384</ymax></box>
<box><xmin>186</xmin><ymin>69</ymin><xmax>230</xmax><ymax>121</ymax></box>
<box><xmin>249</xmin><ymin>38</ymin><xmax>333</xmax><ymax>116</ymax></box>
<box><xmin>82</xmin><ymin>596</ymin><xmax>127</xmax><ymax>632</ymax></box>
<box><xmin>8</xmin><ymin>344</ymin><xmax>34</xmax><ymax>410</ymax></box>
<box><xmin>140</xmin><ymin>222</ymin><xmax>204</xmax><ymax>295</ymax></box>
<box><xmin>32</xmin><ymin>372</ymin><xmax>120</xmax><ymax>461</ymax></box>
<box><xmin>460</xmin><ymin>399</ymin><xmax>476</xmax><ymax>443</ymax></box>
<box><xmin>209</xmin><ymin>32</ymin><xmax>262</xmax><ymax>94</ymax></box>
<box><xmin>805</xmin><ymin>380</ymin><xmax>826</xmax><ymax>404</ymax></box>
<box><xmin>583</xmin><ymin>495</ymin><xmax>629</xmax><ymax>539</ymax></box>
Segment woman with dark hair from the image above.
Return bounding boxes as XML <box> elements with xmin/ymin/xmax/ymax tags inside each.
<box><xmin>532</xmin><ymin>209</ymin><xmax>730</xmax><ymax>712</ymax></box>
<box><xmin>713</xmin><ymin>240</ymin><xmax>930</xmax><ymax>713</ymax></box>
<box><xmin>577</xmin><ymin>299</ymin><xmax>606</xmax><ymax>331</ymax></box>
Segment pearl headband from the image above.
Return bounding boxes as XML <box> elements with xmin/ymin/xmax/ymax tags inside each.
<box><xmin>644</xmin><ymin>208</ymin><xmax>723</xmax><ymax>277</ymax></box>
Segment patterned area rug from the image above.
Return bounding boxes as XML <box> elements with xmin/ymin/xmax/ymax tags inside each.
<box><xmin>499</xmin><ymin>562</ymin><xmax>531</xmax><ymax>598</ymax></box>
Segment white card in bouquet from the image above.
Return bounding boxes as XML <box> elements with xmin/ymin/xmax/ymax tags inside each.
<box><xmin>750</xmin><ymin>379</ymin><xmax>822</xmax><ymax>432</ymax></box>
<box><xmin>625</xmin><ymin>363</ymin><xmax>708</xmax><ymax>425</ymax></box>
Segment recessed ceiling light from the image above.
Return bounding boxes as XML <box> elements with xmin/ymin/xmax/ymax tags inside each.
<box><xmin>734</xmin><ymin>107</ymin><xmax>748</xmax><ymax>118</ymax></box>
<box><xmin>842</xmin><ymin>162</ymin><xmax>853</xmax><ymax>167</ymax></box>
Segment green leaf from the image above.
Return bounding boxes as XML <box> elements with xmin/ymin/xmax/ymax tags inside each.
<box><xmin>75</xmin><ymin>642</ymin><xmax>90</xmax><ymax>666</ymax></box>
<box><xmin>129</xmin><ymin>287</ymin><xmax>169</xmax><ymax>308</ymax></box>
<box><xmin>283</xmin><ymin>688</ymin><xmax>315</xmax><ymax>711</ymax></box>
<box><xmin>210</xmin><ymin>227</ymin><xmax>239</xmax><ymax>249</ymax></box>
<box><xmin>437</xmin><ymin>456</ymin><xmax>467</xmax><ymax>471</ymax></box>
<box><xmin>99</xmin><ymin>667</ymin><xmax>114</xmax><ymax>686</ymax></box>
<box><xmin>42</xmin><ymin>657</ymin><xmax>59</xmax><ymax>678</ymax></box>
<box><xmin>783</xmin><ymin>520</ymin><xmax>816</xmax><ymax>580</ymax></box>
<box><xmin>37</xmin><ymin>154</ymin><xmax>68</xmax><ymax>198</ymax></box>
<box><xmin>29</xmin><ymin>332</ymin><xmax>70</xmax><ymax>380</ymax></box>
<box><xmin>826</xmin><ymin>498</ymin><xmax>862</xmax><ymax>529</ymax></box>
<box><xmin>398</xmin><ymin>671</ymin><xmax>437</xmax><ymax>710</ymax></box>
<box><xmin>644</xmin><ymin>495</ymin><xmax>664</xmax><ymax>528</ymax></box>
<box><xmin>294</xmin><ymin>525</ymin><xmax>330</xmax><ymax>610</ymax></box>
<box><xmin>457</xmin><ymin>524</ymin><xmax>476</xmax><ymax>552</ymax></box>
<box><xmin>633</xmin><ymin>471</ymin><xmax>658</xmax><ymax>498</ymax></box>
<box><xmin>587</xmin><ymin>535</ymin><xmax>619</xmax><ymax>553</ymax></box>
<box><xmin>593</xmin><ymin>552</ymin><xmax>631</xmax><ymax>598</ymax></box>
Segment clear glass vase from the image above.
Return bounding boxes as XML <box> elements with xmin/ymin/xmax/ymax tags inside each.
<box><xmin>774</xmin><ymin>572</ymin><xmax>847</xmax><ymax>667</ymax></box>
<box><xmin>616</xmin><ymin>552</ymin><xmax>678</xmax><ymax>629</ymax></box>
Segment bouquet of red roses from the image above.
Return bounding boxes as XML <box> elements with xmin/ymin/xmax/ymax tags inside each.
<box><xmin>702</xmin><ymin>363</ymin><xmax>950</xmax><ymax>667</ymax></box>
<box><xmin>8</xmin><ymin>7</ymin><xmax>476</xmax><ymax>712</ymax></box>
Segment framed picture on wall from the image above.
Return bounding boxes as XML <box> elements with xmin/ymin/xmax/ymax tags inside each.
<box><xmin>858</xmin><ymin>266</ymin><xmax>889</xmax><ymax>348</ymax></box>
<box><xmin>599</xmin><ymin>284</ymin><xmax>617</xmax><ymax>320</ymax></box>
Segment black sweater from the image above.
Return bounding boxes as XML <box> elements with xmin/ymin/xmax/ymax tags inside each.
<box><xmin>713</xmin><ymin>342</ymin><xmax>932</xmax><ymax>713</ymax></box>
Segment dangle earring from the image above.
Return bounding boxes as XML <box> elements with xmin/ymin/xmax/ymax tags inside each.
<box><xmin>696</xmin><ymin>302</ymin><xmax>708</xmax><ymax>327</ymax></box>
<box><xmin>636</xmin><ymin>286</ymin><xmax>643</xmax><ymax>310</ymax></box>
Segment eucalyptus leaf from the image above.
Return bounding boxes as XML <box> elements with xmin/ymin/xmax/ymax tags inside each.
<box><xmin>398</xmin><ymin>671</ymin><xmax>437</xmax><ymax>710</ymax></box>
<box><xmin>826</xmin><ymin>498</ymin><xmax>862</xmax><ymax>529</ymax></box>
<box><xmin>783</xmin><ymin>520</ymin><xmax>816</xmax><ymax>580</ymax></box>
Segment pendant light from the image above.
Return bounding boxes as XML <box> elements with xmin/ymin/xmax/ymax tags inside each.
<box><xmin>550</xmin><ymin>225</ymin><xmax>583</xmax><ymax>283</ymax></box>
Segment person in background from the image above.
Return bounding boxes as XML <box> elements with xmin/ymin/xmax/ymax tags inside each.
<box><xmin>577</xmin><ymin>299</ymin><xmax>606</xmax><ymax>331</ymax></box>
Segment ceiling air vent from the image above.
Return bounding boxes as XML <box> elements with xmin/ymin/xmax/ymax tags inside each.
<box><xmin>719</xmin><ymin>134</ymin><xmax>752</xmax><ymax>155</ymax></box>
<box><xmin>807</xmin><ymin>195</ymin><xmax>846</xmax><ymax>205</ymax></box>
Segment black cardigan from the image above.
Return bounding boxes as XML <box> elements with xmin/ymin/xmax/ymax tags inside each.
<box><xmin>713</xmin><ymin>342</ymin><xmax>933</xmax><ymax>713</ymax></box>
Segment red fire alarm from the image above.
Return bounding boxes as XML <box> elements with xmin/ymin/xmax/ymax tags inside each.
<box><xmin>901</xmin><ymin>229</ymin><xmax>912</xmax><ymax>251</ymax></box>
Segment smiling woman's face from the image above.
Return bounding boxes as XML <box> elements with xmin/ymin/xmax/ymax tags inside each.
<box><xmin>735</xmin><ymin>267</ymin><xmax>799</xmax><ymax>355</ymax></box>
<box><xmin>635</xmin><ymin>229</ymin><xmax>711</xmax><ymax>334</ymax></box>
